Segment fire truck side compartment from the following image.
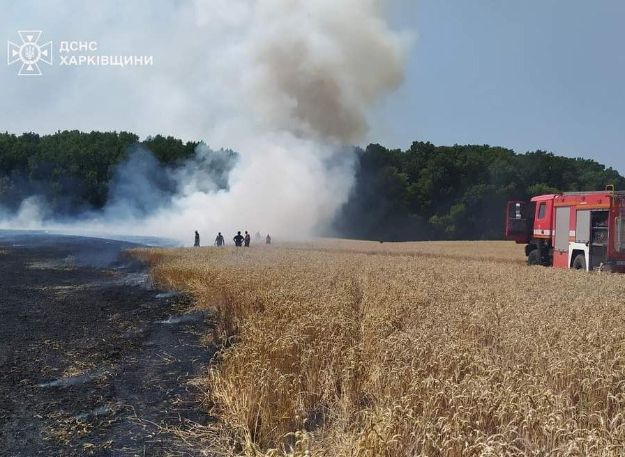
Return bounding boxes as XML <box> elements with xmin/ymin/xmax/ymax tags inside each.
<box><xmin>575</xmin><ymin>210</ymin><xmax>590</xmax><ymax>243</ymax></box>
<box><xmin>554</xmin><ymin>206</ymin><xmax>570</xmax><ymax>252</ymax></box>
<box><xmin>552</xmin><ymin>206</ymin><xmax>570</xmax><ymax>268</ymax></box>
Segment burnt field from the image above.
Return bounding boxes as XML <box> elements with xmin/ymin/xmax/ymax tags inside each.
<box><xmin>0</xmin><ymin>232</ymin><xmax>215</xmax><ymax>456</ymax></box>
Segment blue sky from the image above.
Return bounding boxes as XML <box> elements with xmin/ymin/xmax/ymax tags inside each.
<box><xmin>369</xmin><ymin>0</ymin><xmax>625</xmax><ymax>173</ymax></box>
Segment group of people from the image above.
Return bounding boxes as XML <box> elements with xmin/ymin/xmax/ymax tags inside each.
<box><xmin>194</xmin><ymin>230</ymin><xmax>271</xmax><ymax>247</ymax></box>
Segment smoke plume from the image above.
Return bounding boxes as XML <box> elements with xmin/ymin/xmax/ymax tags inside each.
<box><xmin>0</xmin><ymin>0</ymin><xmax>408</xmax><ymax>244</ymax></box>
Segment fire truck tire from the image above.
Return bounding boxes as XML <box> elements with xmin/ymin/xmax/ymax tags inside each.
<box><xmin>572</xmin><ymin>254</ymin><xmax>586</xmax><ymax>270</ymax></box>
<box><xmin>527</xmin><ymin>249</ymin><xmax>540</xmax><ymax>266</ymax></box>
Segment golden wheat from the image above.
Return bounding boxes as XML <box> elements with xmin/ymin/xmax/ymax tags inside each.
<box><xmin>133</xmin><ymin>240</ymin><xmax>625</xmax><ymax>456</ymax></box>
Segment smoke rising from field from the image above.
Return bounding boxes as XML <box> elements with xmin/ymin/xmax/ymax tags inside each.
<box><xmin>0</xmin><ymin>0</ymin><xmax>408</xmax><ymax>244</ymax></box>
<box><xmin>249</xmin><ymin>0</ymin><xmax>406</xmax><ymax>143</ymax></box>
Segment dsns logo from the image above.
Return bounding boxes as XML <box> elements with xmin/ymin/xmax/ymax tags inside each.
<box><xmin>7</xmin><ymin>31</ymin><xmax>53</xmax><ymax>76</ymax></box>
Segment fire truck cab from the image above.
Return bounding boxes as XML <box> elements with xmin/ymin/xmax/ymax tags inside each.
<box><xmin>505</xmin><ymin>188</ymin><xmax>625</xmax><ymax>272</ymax></box>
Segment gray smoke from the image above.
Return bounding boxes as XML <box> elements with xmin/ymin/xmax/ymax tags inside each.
<box><xmin>105</xmin><ymin>147</ymin><xmax>176</xmax><ymax>220</ymax></box>
<box><xmin>103</xmin><ymin>144</ymin><xmax>237</xmax><ymax>221</ymax></box>
<box><xmin>248</xmin><ymin>0</ymin><xmax>406</xmax><ymax>142</ymax></box>
<box><xmin>0</xmin><ymin>0</ymin><xmax>409</xmax><ymax>243</ymax></box>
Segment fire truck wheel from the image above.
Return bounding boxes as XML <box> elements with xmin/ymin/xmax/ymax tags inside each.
<box><xmin>572</xmin><ymin>254</ymin><xmax>586</xmax><ymax>270</ymax></box>
<box><xmin>527</xmin><ymin>249</ymin><xmax>540</xmax><ymax>266</ymax></box>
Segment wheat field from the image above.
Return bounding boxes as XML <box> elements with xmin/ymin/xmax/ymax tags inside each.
<box><xmin>134</xmin><ymin>240</ymin><xmax>625</xmax><ymax>456</ymax></box>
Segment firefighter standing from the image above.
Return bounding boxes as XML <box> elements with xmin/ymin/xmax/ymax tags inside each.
<box><xmin>215</xmin><ymin>232</ymin><xmax>225</xmax><ymax>247</ymax></box>
<box><xmin>266</xmin><ymin>234</ymin><xmax>271</xmax><ymax>245</ymax></box>
<box><xmin>194</xmin><ymin>231</ymin><xmax>200</xmax><ymax>247</ymax></box>
<box><xmin>244</xmin><ymin>231</ymin><xmax>251</xmax><ymax>247</ymax></box>
<box><xmin>233</xmin><ymin>231</ymin><xmax>244</xmax><ymax>247</ymax></box>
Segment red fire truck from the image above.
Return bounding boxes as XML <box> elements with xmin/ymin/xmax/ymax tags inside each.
<box><xmin>505</xmin><ymin>187</ymin><xmax>625</xmax><ymax>271</ymax></box>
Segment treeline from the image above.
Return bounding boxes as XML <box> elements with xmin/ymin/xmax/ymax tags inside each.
<box><xmin>333</xmin><ymin>142</ymin><xmax>625</xmax><ymax>240</ymax></box>
<box><xmin>0</xmin><ymin>130</ymin><xmax>229</xmax><ymax>215</ymax></box>
<box><xmin>0</xmin><ymin>131</ymin><xmax>622</xmax><ymax>240</ymax></box>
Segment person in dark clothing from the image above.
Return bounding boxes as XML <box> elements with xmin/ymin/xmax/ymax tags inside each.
<box><xmin>233</xmin><ymin>231</ymin><xmax>244</xmax><ymax>247</ymax></box>
<box><xmin>215</xmin><ymin>232</ymin><xmax>225</xmax><ymax>247</ymax></box>
<box><xmin>266</xmin><ymin>234</ymin><xmax>271</xmax><ymax>245</ymax></box>
<box><xmin>244</xmin><ymin>231</ymin><xmax>251</xmax><ymax>247</ymax></box>
<box><xmin>194</xmin><ymin>231</ymin><xmax>200</xmax><ymax>247</ymax></box>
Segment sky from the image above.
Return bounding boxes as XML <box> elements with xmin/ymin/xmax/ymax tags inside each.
<box><xmin>2</xmin><ymin>0</ymin><xmax>625</xmax><ymax>174</ymax></box>
<box><xmin>371</xmin><ymin>0</ymin><xmax>625</xmax><ymax>173</ymax></box>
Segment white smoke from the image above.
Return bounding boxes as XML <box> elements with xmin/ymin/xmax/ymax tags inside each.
<box><xmin>0</xmin><ymin>0</ymin><xmax>409</xmax><ymax>244</ymax></box>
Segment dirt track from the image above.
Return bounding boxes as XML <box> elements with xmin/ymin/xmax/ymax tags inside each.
<box><xmin>0</xmin><ymin>232</ymin><xmax>215</xmax><ymax>456</ymax></box>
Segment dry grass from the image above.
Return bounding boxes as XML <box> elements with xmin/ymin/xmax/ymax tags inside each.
<box><xmin>134</xmin><ymin>240</ymin><xmax>625</xmax><ymax>456</ymax></box>
<box><xmin>295</xmin><ymin>239</ymin><xmax>524</xmax><ymax>263</ymax></box>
